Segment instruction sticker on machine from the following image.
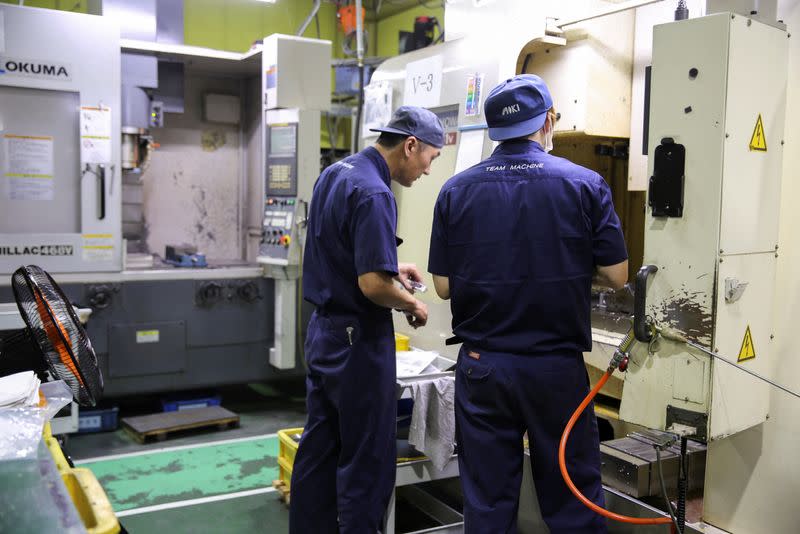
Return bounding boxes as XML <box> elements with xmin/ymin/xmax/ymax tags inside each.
<box><xmin>749</xmin><ymin>114</ymin><xmax>767</xmax><ymax>152</ymax></box>
<box><xmin>2</xmin><ymin>134</ymin><xmax>54</xmax><ymax>201</ymax></box>
<box><xmin>737</xmin><ymin>325</ymin><xmax>756</xmax><ymax>363</ymax></box>
<box><xmin>464</xmin><ymin>73</ymin><xmax>484</xmax><ymax>117</ymax></box>
<box><xmin>82</xmin><ymin>234</ymin><xmax>114</xmax><ymax>262</ymax></box>
<box><xmin>80</xmin><ymin>106</ymin><xmax>112</xmax><ymax>164</ymax></box>
<box><xmin>136</xmin><ymin>330</ymin><xmax>160</xmax><ymax>344</ymax></box>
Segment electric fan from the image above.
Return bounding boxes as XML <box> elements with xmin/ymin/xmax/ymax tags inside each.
<box><xmin>0</xmin><ymin>265</ymin><xmax>103</xmax><ymax>407</ymax></box>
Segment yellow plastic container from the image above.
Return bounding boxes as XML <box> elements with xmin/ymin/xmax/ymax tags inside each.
<box><xmin>277</xmin><ymin>427</ymin><xmax>304</xmax><ymax>490</ymax></box>
<box><xmin>395</xmin><ymin>332</ymin><xmax>410</xmax><ymax>352</ymax></box>
<box><xmin>43</xmin><ymin>424</ymin><xmax>121</xmax><ymax>534</ymax></box>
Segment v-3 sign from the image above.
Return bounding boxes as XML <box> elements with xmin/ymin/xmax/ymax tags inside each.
<box><xmin>411</xmin><ymin>73</ymin><xmax>435</xmax><ymax>94</ymax></box>
<box><xmin>404</xmin><ymin>55</ymin><xmax>443</xmax><ymax>108</ymax></box>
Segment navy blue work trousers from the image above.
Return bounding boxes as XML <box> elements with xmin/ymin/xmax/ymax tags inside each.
<box><xmin>289</xmin><ymin>310</ymin><xmax>397</xmax><ymax>534</ymax></box>
<box><xmin>455</xmin><ymin>346</ymin><xmax>607</xmax><ymax>534</ymax></box>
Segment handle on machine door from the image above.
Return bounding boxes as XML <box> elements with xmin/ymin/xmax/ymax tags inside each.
<box><xmin>634</xmin><ymin>264</ymin><xmax>658</xmax><ymax>342</ymax></box>
<box><xmin>97</xmin><ymin>165</ymin><xmax>106</xmax><ymax>220</ymax></box>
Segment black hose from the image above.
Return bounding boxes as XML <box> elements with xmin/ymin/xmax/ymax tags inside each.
<box><xmin>353</xmin><ymin>63</ymin><xmax>364</xmax><ymax>153</ymax></box>
<box><xmin>655</xmin><ymin>446</ymin><xmax>681</xmax><ymax>533</ymax></box>
<box><xmin>677</xmin><ymin>437</ymin><xmax>688</xmax><ymax>532</ymax></box>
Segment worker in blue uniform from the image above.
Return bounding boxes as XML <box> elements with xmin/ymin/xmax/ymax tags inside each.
<box><xmin>428</xmin><ymin>74</ymin><xmax>629</xmax><ymax>533</ymax></box>
<box><xmin>289</xmin><ymin>106</ymin><xmax>444</xmax><ymax>534</ymax></box>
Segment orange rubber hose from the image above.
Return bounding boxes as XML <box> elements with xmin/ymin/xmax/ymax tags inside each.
<box><xmin>558</xmin><ymin>369</ymin><xmax>672</xmax><ymax>526</ymax></box>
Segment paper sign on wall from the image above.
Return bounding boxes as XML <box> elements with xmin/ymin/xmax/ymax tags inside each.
<box><xmin>454</xmin><ymin>129</ymin><xmax>485</xmax><ymax>174</ymax></box>
<box><xmin>80</xmin><ymin>106</ymin><xmax>112</xmax><ymax>164</ymax></box>
<box><xmin>363</xmin><ymin>81</ymin><xmax>393</xmax><ymax>136</ymax></box>
<box><xmin>403</xmin><ymin>56</ymin><xmax>443</xmax><ymax>108</ymax></box>
<box><xmin>3</xmin><ymin>134</ymin><xmax>54</xmax><ymax>201</ymax></box>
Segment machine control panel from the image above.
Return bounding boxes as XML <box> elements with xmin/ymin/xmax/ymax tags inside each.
<box><xmin>258</xmin><ymin>122</ymin><xmax>301</xmax><ymax>265</ymax></box>
<box><xmin>259</xmin><ymin>197</ymin><xmax>298</xmax><ymax>261</ymax></box>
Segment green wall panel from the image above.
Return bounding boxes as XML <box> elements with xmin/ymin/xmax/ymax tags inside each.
<box><xmin>0</xmin><ymin>0</ymin><xmax>88</xmax><ymax>12</ymax></box>
<box><xmin>375</xmin><ymin>4</ymin><xmax>444</xmax><ymax>58</ymax></box>
<box><xmin>184</xmin><ymin>0</ymin><xmax>342</xmax><ymax>54</ymax></box>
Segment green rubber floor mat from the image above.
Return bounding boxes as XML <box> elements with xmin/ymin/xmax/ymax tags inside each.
<box><xmin>81</xmin><ymin>436</ymin><xmax>280</xmax><ymax>512</ymax></box>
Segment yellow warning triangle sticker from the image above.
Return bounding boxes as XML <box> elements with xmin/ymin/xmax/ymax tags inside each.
<box><xmin>749</xmin><ymin>114</ymin><xmax>767</xmax><ymax>152</ymax></box>
<box><xmin>737</xmin><ymin>325</ymin><xmax>756</xmax><ymax>362</ymax></box>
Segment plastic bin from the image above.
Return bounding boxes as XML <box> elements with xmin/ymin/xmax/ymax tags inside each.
<box><xmin>43</xmin><ymin>424</ymin><xmax>121</xmax><ymax>534</ymax></box>
<box><xmin>161</xmin><ymin>394</ymin><xmax>221</xmax><ymax>412</ymax></box>
<box><xmin>395</xmin><ymin>333</ymin><xmax>410</xmax><ymax>352</ymax></box>
<box><xmin>78</xmin><ymin>407</ymin><xmax>119</xmax><ymax>434</ymax></box>
<box><xmin>277</xmin><ymin>427</ymin><xmax>303</xmax><ymax>490</ymax></box>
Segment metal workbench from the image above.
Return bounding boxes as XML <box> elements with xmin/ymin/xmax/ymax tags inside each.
<box><xmin>387</xmin><ymin>357</ymin><xmax>463</xmax><ymax>534</ymax></box>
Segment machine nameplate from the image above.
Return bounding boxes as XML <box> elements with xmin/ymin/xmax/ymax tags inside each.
<box><xmin>0</xmin><ymin>56</ymin><xmax>71</xmax><ymax>81</ymax></box>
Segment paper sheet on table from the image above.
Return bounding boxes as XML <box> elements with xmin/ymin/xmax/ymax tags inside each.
<box><xmin>396</xmin><ymin>350</ymin><xmax>439</xmax><ymax>378</ymax></box>
<box><xmin>454</xmin><ymin>129</ymin><xmax>485</xmax><ymax>175</ymax></box>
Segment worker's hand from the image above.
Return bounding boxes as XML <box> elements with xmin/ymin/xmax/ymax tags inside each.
<box><xmin>396</xmin><ymin>263</ymin><xmax>424</xmax><ymax>293</ymax></box>
<box><xmin>406</xmin><ymin>300</ymin><xmax>428</xmax><ymax>329</ymax></box>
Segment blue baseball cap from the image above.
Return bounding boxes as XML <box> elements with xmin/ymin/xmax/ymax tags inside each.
<box><xmin>370</xmin><ymin>106</ymin><xmax>445</xmax><ymax>148</ymax></box>
<box><xmin>484</xmin><ymin>74</ymin><xmax>553</xmax><ymax>141</ymax></box>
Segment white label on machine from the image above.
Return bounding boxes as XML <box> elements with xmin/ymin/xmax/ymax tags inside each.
<box><xmin>136</xmin><ymin>329</ymin><xmax>160</xmax><ymax>344</ymax></box>
<box><xmin>363</xmin><ymin>81</ymin><xmax>393</xmax><ymax>137</ymax></box>
<box><xmin>3</xmin><ymin>134</ymin><xmax>54</xmax><ymax>201</ymax></box>
<box><xmin>80</xmin><ymin>106</ymin><xmax>112</xmax><ymax>164</ymax></box>
<box><xmin>454</xmin><ymin>129</ymin><xmax>485</xmax><ymax>174</ymax></box>
<box><xmin>0</xmin><ymin>12</ymin><xmax>5</xmax><ymax>54</ymax></box>
<box><xmin>82</xmin><ymin>233</ymin><xmax>114</xmax><ymax>262</ymax></box>
<box><xmin>403</xmin><ymin>56</ymin><xmax>443</xmax><ymax>108</ymax></box>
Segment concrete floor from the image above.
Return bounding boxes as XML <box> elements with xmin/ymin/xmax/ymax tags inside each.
<box><xmin>64</xmin><ymin>381</ymin><xmax>307</xmax><ymax>533</ymax></box>
<box><xmin>62</xmin><ymin>380</ymin><xmax>698</xmax><ymax>534</ymax></box>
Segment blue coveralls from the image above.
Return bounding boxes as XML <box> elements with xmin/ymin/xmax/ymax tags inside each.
<box><xmin>290</xmin><ymin>146</ymin><xmax>400</xmax><ymax>534</ymax></box>
<box><xmin>428</xmin><ymin>140</ymin><xmax>628</xmax><ymax>533</ymax></box>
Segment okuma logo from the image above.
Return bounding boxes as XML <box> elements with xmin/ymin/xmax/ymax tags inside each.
<box><xmin>501</xmin><ymin>103</ymin><xmax>521</xmax><ymax>116</ymax></box>
<box><xmin>0</xmin><ymin>57</ymin><xmax>71</xmax><ymax>80</ymax></box>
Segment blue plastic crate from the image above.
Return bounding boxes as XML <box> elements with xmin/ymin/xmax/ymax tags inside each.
<box><xmin>161</xmin><ymin>394</ymin><xmax>222</xmax><ymax>412</ymax></box>
<box><xmin>78</xmin><ymin>406</ymin><xmax>119</xmax><ymax>433</ymax></box>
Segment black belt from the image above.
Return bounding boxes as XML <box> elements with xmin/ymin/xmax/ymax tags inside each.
<box><xmin>445</xmin><ymin>335</ymin><xmax>464</xmax><ymax>346</ymax></box>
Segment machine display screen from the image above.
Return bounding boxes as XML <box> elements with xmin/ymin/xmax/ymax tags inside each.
<box><xmin>269</xmin><ymin>125</ymin><xmax>297</xmax><ymax>155</ymax></box>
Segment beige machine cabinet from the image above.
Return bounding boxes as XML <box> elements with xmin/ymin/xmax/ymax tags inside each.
<box><xmin>517</xmin><ymin>11</ymin><xmax>634</xmax><ymax>138</ymax></box>
<box><xmin>262</xmin><ymin>34</ymin><xmax>331</xmax><ymax>111</ymax></box>
<box><xmin>256</xmin><ymin>35</ymin><xmax>330</xmax><ymax>370</ymax></box>
<box><xmin>619</xmin><ymin>13</ymin><xmax>787</xmax><ymax>440</ymax></box>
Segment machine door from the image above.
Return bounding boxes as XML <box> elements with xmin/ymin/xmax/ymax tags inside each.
<box><xmin>0</xmin><ymin>86</ymin><xmax>81</xmax><ymax>234</ymax></box>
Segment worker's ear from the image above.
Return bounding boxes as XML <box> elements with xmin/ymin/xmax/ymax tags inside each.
<box><xmin>404</xmin><ymin>136</ymin><xmax>418</xmax><ymax>157</ymax></box>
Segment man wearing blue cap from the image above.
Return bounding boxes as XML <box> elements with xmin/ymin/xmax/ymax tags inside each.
<box><xmin>289</xmin><ymin>106</ymin><xmax>443</xmax><ymax>533</ymax></box>
<box><xmin>428</xmin><ymin>74</ymin><xmax>628</xmax><ymax>533</ymax></box>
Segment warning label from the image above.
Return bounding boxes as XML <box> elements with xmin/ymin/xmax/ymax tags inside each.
<box><xmin>749</xmin><ymin>114</ymin><xmax>767</xmax><ymax>152</ymax></box>
<box><xmin>737</xmin><ymin>325</ymin><xmax>756</xmax><ymax>363</ymax></box>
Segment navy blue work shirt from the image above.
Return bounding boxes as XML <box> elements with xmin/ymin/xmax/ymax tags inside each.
<box><xmin>303</xmin><ymin>146</ymin><xmax>399</xmax><ymax>316</ymax></box>
<box><xmin>428</xmin><ymin>139</ymin><xmax>628</xmax><ymax>354</ymax></box>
